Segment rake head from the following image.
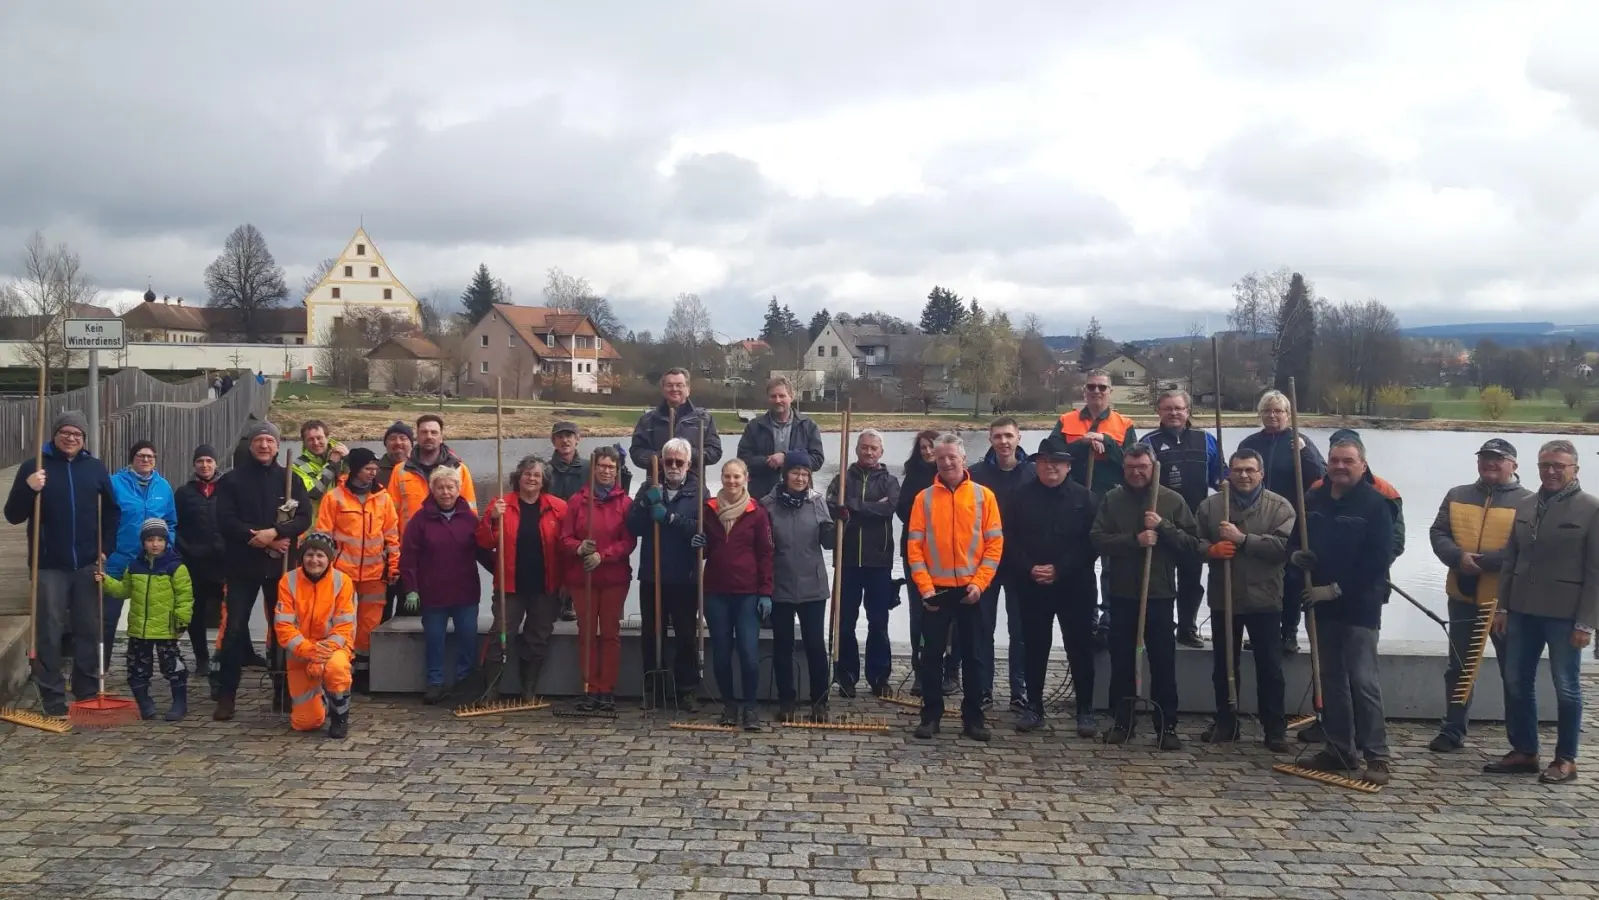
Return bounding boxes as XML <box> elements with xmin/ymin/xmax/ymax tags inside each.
<box><xmin>0</xmin><ymin>707</ymin><xmax>72</xmax><ymax>734</ymax></box>
<box><xmin>641</xmin><ymin>669</ymin><xmax>679</xmax><ymax>722</ymax></box>
<box><xmin>68</xmin><ymin>694</ymin><xmax>142</xmax><ymax>729</ymax></box>
<box><xmin>669</xmin><ymin>722</ymin><xmax>740</xmax><ymax>733</ymax></box>
<box><xmin>1272</xmin><ymin>762</ymin><xmax>1383</xmax><ymax>794</ymax></box>
<box><xmin>1450</xmin><ymin>598</ymin><xmax>1497</xmax><ymax>706</ymax></box>
<box><xmin>1286</xmin><ymin>714</ymin><xmax>1319</xmax><ymax>730</ymax></box>
<box><xmin>781</xmin><ymin>702</ymin><xmax>891</xmax><ymax>732</ymax></box>
<box><xmin>452</xmin><ymin>697</ymin><xmax>552</xmax><ymax>719</ymax></box>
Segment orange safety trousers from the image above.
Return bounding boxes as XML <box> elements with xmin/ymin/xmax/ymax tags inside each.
<box><xmin>273</xmin><ymin>566</ymin><xmax>357</xmax><ymax>732</ymax></box>
<box><xmin>354</xmin><ymin>581</ymin><xmax>387</xmax><ymax>660</ymax></box>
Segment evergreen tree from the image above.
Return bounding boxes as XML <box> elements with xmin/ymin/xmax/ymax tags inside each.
<box><xmin>919</xmin><ymin>285</ymin><xmax>967</xmax><ymax>334</ymax></box>
<box><xmin>760</xmin><ymin>296</ymin><xmax>788</xmax><ymax>344</ymax></box>
<box><xmin>1273</xmin><ymin>272</ymin><xmax>1316</xmax><ymax>400</ymax></box>
<box><xmin>781</xmin><ymin>303</ymin><xmax>804</xmax><ymax>337</ymax></box>
<box><xmin>461</xmin><ymin>263</ymin><xmax>502</xmax><ymax>325</ymax></box>
<box><xmin>1079</xmin><ymin>317</ymin><xmax>1104</xmax><ymax>369</ymax></box>
<box><xmin>808</xmin><ymin>308</ymin><xmax>830</xmax><ymax>340</ymax></box>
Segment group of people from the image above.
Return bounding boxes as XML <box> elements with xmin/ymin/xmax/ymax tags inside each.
<box><xmin>6</xmin><ymin>367</ymin><xmax>1593</xmax><ymax>788</ymax></box>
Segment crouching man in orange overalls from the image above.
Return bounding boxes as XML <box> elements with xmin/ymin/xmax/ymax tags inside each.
<box><xmin>273</xmin><ymin>531</ymin><xmax>356</xmax><ymax>739</ymax></box>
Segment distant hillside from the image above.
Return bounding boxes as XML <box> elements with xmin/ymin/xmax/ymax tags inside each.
<box><xmin>1042</xmin><ymin>335</ymin><xmax>1082</xmax><ymax>351</ymax></box>
<box><xmin>1400</xmin><ymin>322</ymin><xmax>1599</xmax><ymax>348</ymax></box>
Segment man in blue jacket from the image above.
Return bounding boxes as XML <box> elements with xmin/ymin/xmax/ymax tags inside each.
<box><xmin>1289</xmin><ymin>433</ymin><xmax>1396</xmax><ymax>786</ymax></box>
<box><xmin>626</xmin><ymin>437</ymin><xmax>705</xmax><ymax>709</ymax></box>
<box><xmin>1144</xmin><ymin>390</ymin><xmax>1226</xmax><ymax>649</ymax></box>
<box><xmin>968</xmin><ymin>417</ymin><xmax>1036</xmax><ymax>710</ymax></box>
<box><xmin>4</xmin><ymin>411</ymin><xmax>119</xmax><ymax>717</ymax></box>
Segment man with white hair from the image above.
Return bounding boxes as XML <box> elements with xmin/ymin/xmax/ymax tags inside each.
<box><xmin>826</xmin><ymin>429</ymin><xmax>901</xmax><ymax>698</ymax></box>
<box><xmin>906</xmin><ymin>434</ymin><xmax>1003</xmax><ymax>742</ymax></box>
<box><xmin>626</xmin><ymin>436</ymin><xmax>705</xmax><ymax>708</ymax></box>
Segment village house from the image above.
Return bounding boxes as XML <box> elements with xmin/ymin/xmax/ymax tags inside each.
<box><xmin>121</xmin><ymin>294</ymin><xmax>307</xmax><ymax>344</ymax></box>
<box><xmin>463</xmin><ymin>303</ymin><xmax>621</xmax><ymax>398</ymax></box>
<box><xmin>302</xmin><ymin>226</ymin><xmax>422</xmax><ymax>342</ymax></box>
<box><xmin>365</xmin><ymin>335</ymin><xmax>443</xmax><ymax>393</ymax></box>
<box><xmin>773</xmin><ymin>321</ymin><xmax>950</xmax><ymax>404</ymax></box>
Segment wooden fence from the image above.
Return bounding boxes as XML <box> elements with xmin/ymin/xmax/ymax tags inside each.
<box><xmin>0</xmin><ymin>369</ymin><xmax>272</xmax><ymax>483</ymax></box>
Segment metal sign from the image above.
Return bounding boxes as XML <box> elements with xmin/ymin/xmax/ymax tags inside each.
<box><xmin>63</xmin><ymin>318</ymin><xmax>125</xmax><ymax>350</ymax></box>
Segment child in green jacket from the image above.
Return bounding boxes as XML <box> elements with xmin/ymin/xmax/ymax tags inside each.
<box><xmin>101</xmin><ymin>518</ymin><xmax>194</xmax><ymax>720</ymax></box>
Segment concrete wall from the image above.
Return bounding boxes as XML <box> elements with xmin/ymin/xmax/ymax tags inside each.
<box><xmin>0</xmin><ymin>340</ymin><xmax>317</xmax><ymax>374</ymax></box>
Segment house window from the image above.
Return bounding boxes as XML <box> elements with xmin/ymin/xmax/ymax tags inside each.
<box><xmin>480</xmin><ymin>361</ymin><xmax>489</xmax><ymax>373</ymax></box>
<box><xmin>295</xmin><ymin>337</ymin><xmax>304</xmax><ymax>345</ymax></box>
<box><xmin>343</xmin><ymin>265</ymin><xmax>352</xmax><ymax>277</ymax></box>
<box><xmin>817</xmin><ymin>346</ymin><xmax>824</xmax><ymax>357</ymax></box>
<box><xmin>480</xmin><ymin>334</ymin><xmax>489</xmax><ymax>347</ymax></box>
<box><xmin>575</xmin><ymin>335</ymin><xmax>591</xmax><ymax>350</ymax></box>
<box><xmin>356</xmin><ymin>244</ymin><xmax>365</xmax><ymax>255</ymax></box>
<box><xmin>830</xmin><ymin>346</ymin><xmax>838</xmax><ymax>358</ymax></box>
<box><xmin>383</xmin><ymin>288</ymin><xmax>392</xmax><ymax>300</ymax></box>
<box><xmin>331</xmin><ymin>287</ymin><xmax>340</xmax><ymax>299</ymax></box>
<box><xmin>370</xmin><ymin>266</ymin><xmax>379</xmax><ymax>278</ymax></box>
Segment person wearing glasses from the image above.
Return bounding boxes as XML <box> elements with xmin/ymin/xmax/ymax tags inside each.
<box><xmin>1484</xmin><ymin>440</ymin><xmax>1599</xmax><ymax>785</ymax></box>
<box><xmin>1237</xmin><ymin>390</ymin><xmax>1325</xmax><ymax>656</ymax></box>
<box><xmin>4</xmin><ymin>411</ymin><xmax>119</xmax><ymax>718</ymax></box>
<box><xmin>104</xmin><ymin>441</ymin><xmax>180</xmax><ymax>671</ymax></box>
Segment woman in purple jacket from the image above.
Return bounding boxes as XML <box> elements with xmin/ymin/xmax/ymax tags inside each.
<box><xmin>400</xmin><ymin>466</ymin><xmax>483</xmax><ymax>704</ymax></box>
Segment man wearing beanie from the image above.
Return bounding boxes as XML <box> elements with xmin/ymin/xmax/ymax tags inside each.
<box><xmin>213</xmin><ymin>419</ymin><xmax>312</xmax><ymax>720</ymax></box>
<box><xmin>175</xmin><ymin>444</ymin><xmax>227</xmax><ymax>676</ymax></box>
<box><xmin>273</xmin><ymin>530</ymin><xmax>356</xmax><ymax>739</ymax></box>
<box><xmin>376</xmin><ymin>421</ymin><xmax>413</xmax><ymax>491</ymax></box>
<box><xmin>314</xmin><ymin>445</ymin><xmax>399</xmax><ymax>692</ymax></box>
<box><xmin>4</xmin><ymin>410</ymin><xmax>118</xmax><ymax>718</ymax></box>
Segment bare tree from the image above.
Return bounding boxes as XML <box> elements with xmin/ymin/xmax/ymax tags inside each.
<box><xmin>382</xmin><ymin>358</ymin><xmax>420</xmax><ymax>393</ymax></box>
<box><xmin>6</xmin><ymin>232</ymin><xmax>93</xmax><ymax>388</ymax></box>
<box><xmin>302</xmin><ymin>257</ymin><xmax>335</xmax><ymax>299</ymax></box>
<box><xmin>664</xmin><ymin>292</ymin><xmax>713</xmax><ymax>373</ymax></box>
<box><xmin>824</xmin><ymin>358</ymin><xmax>854</xmax><ymax>410</ymax></box>
<box><xmin>1227</xmin><ymin>268</ymin><xmax>1295</xmax><ymax>336</ymax></box>
<box><xmin>952</xmin><ymin>307</ymin><xmax>1021</xmax><ymax>417</ymax></box>
<box><xmin>1315</xmin><ymin>299</ymin><xmax>1404</xmax><ymax>413</ymax></box>
<box><xmin>205</xmin><ymin>224</ymin><xmax>288</xmax><ymax>342</ymax></box>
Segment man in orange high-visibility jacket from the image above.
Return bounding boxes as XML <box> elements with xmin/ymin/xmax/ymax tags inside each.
<box><xmin>387</xmin><ymin>414</ymin><xmax>477</xmax><ymax>558</ymax></box>
<box><xmin>314</xmin><ymin>447</ymin><xmax>399</xmax><ymax>694</ymax></box>
<box><xmin>273</xmin><ymin>531</ymin><xmax>356</xmax><ymax>738</ymax></box>
<box><xmin>906</xmin><ymin>433</ymin><xmax>1004</xmax><ymax>743</ymax></box>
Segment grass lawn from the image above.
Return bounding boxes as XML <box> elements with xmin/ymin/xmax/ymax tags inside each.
<box><xmin>1412</xmin><ymin>386</ymin><xmax>1592</xmax><ymax>423</ymax></box>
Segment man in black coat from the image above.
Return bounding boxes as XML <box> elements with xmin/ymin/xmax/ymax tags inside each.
<box><xmin>212</xmin><ymin>420</ymin><xmax>311</xmax><ymax>721</ymax></box>
<box><xmin>1006</xmin><ymin>442</ymin><xmax>1099</xmax><ymax>736</ymax></box>
<box><xmin>3</xmin><ymin>410</ymin><xmax>118</xmax><ymax>717</ymax></box>
<box><xmin>629</xmin><ymin>367</ymin><xmax>722</xmax><ymax>475</ymax></box>
<box><xmin>174</xmin><ymin>444</ymin><xmax>227</xmax><ymax>676</ymax></box>
<box><xmin>737</xmin><ymin>375</ymin><xmax>824</xmax><ymax>502</ymax></box>
<box><xmin>826</xmin><ymin>428</ymin><xmax>900</xmax><ymax>698</ymax></box>
<box><xmin>968</xmin><ymin>416</ymin><xmax>1036</xmax><ymax>711</ymax></box>
<box><xmin>625</xmin><ymin>437</ymin><xmax>705</xmax><ymax>708</ymax></box>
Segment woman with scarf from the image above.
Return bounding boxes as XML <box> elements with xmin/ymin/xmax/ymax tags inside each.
<box><xmin>175</xmin><ymin>444</ymin><xmax>226</xmax><ymax>676</ymax></box>
<box><xmin>700</xmin><ymin>458</ymin><xmax>774</xmax><ymax>729</ymax></box>
<box><xmin>106</xmin><ymin>440</ymin><xmax>180</xmax><ymax>671</ymax></box>
<box><xmin>315</xmin><ymin>447</ymin><xmax>400</xmax><ymax>693</ymax></box>
<box><xmin>761</xmin><ymin>452</ymin><xmax>835</xmax><ymax>723</ymax></box>
<box><xmin>558</xmin><ymin>446</ymin><xmax>636</xmax><ymax>713</ymax></box>
<box><xmin>399</xmin><ymin>466</ymin><xmax>482</xmax><ymax>705</ymax></box>
<box><xmin>895</xmin><ymin>429</ymin><xmax>942</xmax><ymax>695</ymax></box>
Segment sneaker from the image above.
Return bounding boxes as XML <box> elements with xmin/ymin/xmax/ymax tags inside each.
<box><xmin>908</xmin><ymin>681</ymin><xmax>923</xmax><ymax>698</ymax></box>
<box><xmin>808</xmin><ymin>699</ymin><xmax>829</xmax><ymax>723</ymax></box>
<box><xmin>559</xmin><ymin>597</ymin><xmax>577</xmax><ymax>622</ymax></box>
<box><xmin>1015</xmin><ymin>710</ymin><xmax>1044</xmax><ymax>732</ymax></box>
<box><xmin>1075</xmin><ymin>715</ymin><xmax>1098</xmax><ymax>739</ymax></box>
<box><xmin>718</xmin><ymin>704</ymin><xmax>738</xmax><ymax>728</ymax></box>
<box><xmin>1297</xmin><ymin>722</ymin><xmax>1325</xmax><ymax>743</ymax></box>
<box><xmin>778</xmin><ymin>700</ymin><xmax>795</xmax><ymax>723</ymax></box>
<box><xmin>869</xmin><ymin>678</ymin><xmax>890</xmax><ymax>699</ymax></box>
<box><xmin>1428</xmin><ymin>733</ymin><xmax>1463</xmax><ymax>753</ymax></box>
<box><xmin>596</xmin><ymin>694</ymin><xmax>617</xmax><ymax>713</ymax></box>
<box><xmin>1201</xmin><ymin>719</ymin><xmax>1240</xmax><ymax>743</ymax></box>
<box><xmin>573</xmin><ymin>693</ymin><xmax>598</xmax><ymax>713</ymax></box>
<box><xmin>962</xmin><ymin>722</ymin><xmax>993</xmax><ymax>742</ymax></box>
<box><xmin>422</xmin><ymin>685</ymin><xmax>445</xmax><ymax>705</ymax></box>
<box><xmin>1176</xmin><ymin>628</ymin><xmax>1205</xmax><ymax>649</ymax></box>
<box><xmin>1302</xmin><ymin>750</ymin><xmax>1360</xmax><ymax>774</ymax></box>
<box><xmin>1158</xmin><ymin>728</ymin><xmax>1182</xmax><ymax>751</ymax></box>
<box><xmin>1362</xmin><ymin>759</ymin><xmax>1392</xmax><ymax>786</ymax></box>
<box><xmin>941</xmin><ymin>676</ymin><xmax>959</xmax><ymax>695</ymax></box>
<box><xmin>836</xmin><ymin>681</ymin><xmax>857</xmax><ymax>699</ymax></box>
<box><xmin>1264</xmin><ymin>735</ymin><xmax>1291</xmax><ymax>753</ymax></box>
<box><xmin>1104</xmin><ymin>725</ymin><xmax>1131</xmax><ymax>745</ymax></box>
<box><xmin>980</xmin><ymin>695</ymin><xmax>995</xmax><ymax>711</ymax></box>
<box><xmin>914</xmin><ymin>720</ymin><xmax>939</xmax><ymax>739</ymax></box>
<box><xmin>1009</xmin><ymin>697</ymin><xmax>1028</xmax><ymax>714</ymax></box>
<box><xmin>741</xmin><ymin>707</ymin><xmax>762</xmax><ymax>732</ymax></box>
<box><xmin>1281</xmin><ymin>637</ymin><xmax>1300</xmax><ymax>655</ymax></box>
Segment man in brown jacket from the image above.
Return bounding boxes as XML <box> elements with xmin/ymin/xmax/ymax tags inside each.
<box><xmin>1195</xmin><ymin>447</ymin><xmax>1295</xmax><ymax>752</ymax></box>
<box><xmin>1484</xmin><ymin>439</ymin><xmax>1599</xmax><ymax>785</ymax></box>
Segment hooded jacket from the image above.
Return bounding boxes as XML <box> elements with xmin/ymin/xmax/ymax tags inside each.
<box><xmin>1004</xmin><ymin>474</ymin><xmax>1099</xmax><ymax>587</ymax></box>
<box><xmin>826</xmin><ymin>462</ymin><xmax>900</xmax><ymax>569</ymax></box>
<box><xmin>1090</xmin><ymin>483</ymin><xmax>1201</xmax><ymax>600</ymax></box>
<box><xmin>558</xmin><ymin>483</ymin><xmax>637</xmax><ymax>590</ymax></box>
<box><xmin>1428</xmin><ymin>477</ymin><xmax>1533</xmax><ymax>606</ymax></box>
<box><xmin>107</xmin><ymin>467</ymin><xmax>179</xmax><ymax>578</ymax></box>
<box><xmin>214</xmin><ymin>449</ymin><xmax>313</xmax><ymax>580</ymax></box>
<box><xmin>761</xmin><ymin>486</ymin><xmax>835</xmax><ymax>604</ymax></box>
<box><xmin>625</xmin><ymin>472</ymin><xmax>705</xmax><ymax>585</ymax></box>
<box><xmin>737</xmin><ymin>409</ymin><xmax>825</xmax><ymax>500</ymax></box>
<box><xmin>1195</xmin><ymin>487</ymin><xmax>1296</xmax><ymax>615</ymax></box>
<box><xmin>1237</xmin><ymin>428</ymin><xmax>1325</xmax><ymax>502</ymax></box>
<box><xmin>103</xmin><ymin>547</ymin><xmax>193</xmax><ymax>641</ymax></box>
<box><xmin>477</xmin><ymin>490</ymin><xmax>568</xmax><ymax>596</ymax></box>
<box><xmin>1294</xmin><ymin>477</ymin><xmax>1395</xmax><ymax>628</ymax></box>
<box><xmin>629</xmin><ymin>398</ymin><xmax>723</xmax><ymax>475</ymax></box>
<box><xmin>399</xmin><ymin>497</ymin><xmax>483</xmax><ymax>610</ymax></box>
<box><xmin>174</xmin><ymin>474</ymin><xmax>226</xmax><ymax>579</ymax></box>
<box><xmin>4</xmin><ymin>441</ymin><xmax>117</xmax><ymax>572</ymax></box>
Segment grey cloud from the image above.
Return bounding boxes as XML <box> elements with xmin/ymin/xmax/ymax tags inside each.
<box><xmin>1190</xmin><ymin>132</ymin><xmax>1393</xmax><ymax>209</ymax></box>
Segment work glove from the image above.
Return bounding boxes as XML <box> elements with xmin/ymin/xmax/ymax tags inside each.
<box><xmin>1206</xmin><ymin>541</ymin><xmax>1237</xmax><ymax>560</ymax></box>
<box><xmin>650</xmin><ymin>504</ymin><xmax>669</xmax><ymax>523</ymax></box>
<box><xmin>1301</xmin><ymin>583</ymin><xmax>1341</xmax><ymax>609</ymax></box>
<box><xmin>643</xmin><ymin>485</ymin><xmax>663</xmax><ymax>506</ymax></box>
<box><xmin>577</xmin><ymin>539</ymin><xmax>597</xmax><ymax>557</ymax></box>
<box><xmin>313</xmin><ymin>642</ymin><xmax>336</xmax><ymax>663</ymax></box>
<box><xmin>403</xmin><ymin>591</ymin><xmax>420</xmax><ymax>614</ymax></box>
<box><xmin>1290</xmin><ymin>550</ymin><xmax>1317</xmax><ymax>571</ymax></box>
<box><xmin>757</xmin><ymin>596</ymin><xmax>772</xmax><ymax>618</ymax></box>
<box><xmin>582</xmin><ymin>552</ymin><xmax>602</xmax><ymax>572</ymax></box>
<box><xmin>828</xmin><ymin>502</ymin><xmax>850</xmax><ymax>522</ymax></box>
<box><xmin>306</xmin><ymin>661</ymin><xmax>325</xmax><ymax>679</ymax></box>
<box><xmin>690</xmin><ymin>533</ymin><xmax>707</xmax><ymax>549</ymax></box>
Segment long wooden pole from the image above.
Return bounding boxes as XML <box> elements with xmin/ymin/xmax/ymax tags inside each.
<box><xmin>650</xmin><ymin>454</ymin><xmax>663</xmax><ymax>689</ymax></box>
<box><xmin>495</xmin><ymin>379</ymin><xmax>507</xmax><ymax>680</ymax></box>
<box><xmin>1133</xmin><ymin>477</ymin><xmax>1159</xmax><ymax>709</ymax></box>
<box><xmin>1212</xmin><ymin>337</ymin><xmax>1236</xmax><ymax>712</ymax></box>
<box><xmin>696</xmin><ymin>418</ymin><xmax>706</xmax><ymax>688</ymax></box>
<box><xmin>828</xmin><ymin>407</ymin><xmax>850</xmax><ymax>678</ymax></box>
<box><xmin>25</xmin><ymin>361</ymin><xmax>45</xmax><ymax>674</ymax></box>
<box><xmin>582</xmin><ymin>453</ymin><xmax>595</xmax><ymax>696</ymax></box>
<box><xmin>1288</xmin><ymin>377</ymin><xmax>1323</xmax><ymax>719</ymax></box>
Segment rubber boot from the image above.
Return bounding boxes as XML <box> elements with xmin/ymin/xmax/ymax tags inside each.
<box><xmin>327</xmin><ymin>691</ymin><xmax>350</xmax><ymax>739</ymax></box>
<box><xmin>132</xmin><ymin>685</ymin><xmax>157</xmax><ymax>720</ymax></box>
<box><xmin>165</xmin><ymin>683</ymin><xmax>188</xmax><ymax>721</ymax></box>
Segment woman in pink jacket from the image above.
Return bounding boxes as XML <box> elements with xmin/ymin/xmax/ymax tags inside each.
<box><xmin>558</xmin><ymin>446</ymin><xmax>635</xmax><ymax>712</ymax></box>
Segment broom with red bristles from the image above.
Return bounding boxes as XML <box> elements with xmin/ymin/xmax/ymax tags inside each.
<box><xmin>70</xmin><ymin>495</ymin><xmax>142</xmax><ymax>728</ymax></box>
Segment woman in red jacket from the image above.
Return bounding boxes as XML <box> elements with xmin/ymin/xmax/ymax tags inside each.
<box><xmin>702</xmin><ymin>458</ymin><xmax>775</xmax><ymax>729</ymax></box>
<box><xmin>558</xmin><ymin>446</ymin><xmax>636</xmax><ymax>712</ymax></box>
<box><xmin>478</xmin><ymin>455</ymin><xmax>568</xmax><ymax>701</ymax></box>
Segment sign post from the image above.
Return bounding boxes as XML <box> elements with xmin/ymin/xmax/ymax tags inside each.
<box><xmin>63</xmin><ymin>319</ymin><xmax>126</xmax><ymax>459</ymax></box>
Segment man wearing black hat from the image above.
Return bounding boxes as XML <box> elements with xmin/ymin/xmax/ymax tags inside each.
<box><xmin>1426</xmin><ymin>438</ymin><xmax>1531</xmax><ymax>752</ymax></box>
<box><xmin>175</xmin><ymin>444</ymin><xmax>227</xmax><ymax>676</ymax></box>
<box><xmin>1006</xmin><ymin>441</ymin><xmax>1100</xmax><ymax>736</ymax></box>
<box><xmin>4</xmin><ymin>410</ymin><xmax>119</xmax><ymax>718</ymax></box>
<box><xmin>212</xmin><ymin>420</ymin><xmax>312</xmax><ymax>721</ymax></box>
<box><xmin>376</xmin><ymin>421</ymin><xmax>414</xmax><ymax>491</ymax></box>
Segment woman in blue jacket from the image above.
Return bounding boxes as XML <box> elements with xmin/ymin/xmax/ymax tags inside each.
<box><xmin>105</xmin><ymin>440</ymin><xmax>178</xmax><ymax>670</ymax></box>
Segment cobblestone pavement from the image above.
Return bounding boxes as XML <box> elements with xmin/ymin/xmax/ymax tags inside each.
<box><xmin>1</xmin><ymin>667</ymin><xmax>1596</xmax><ymax>900</ymax></box>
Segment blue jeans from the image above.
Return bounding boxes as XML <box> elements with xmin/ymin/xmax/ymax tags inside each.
<box><xmin>422</xmin><ymin>605</ymin><xmax>478</xmax><ymax>687</ymax></box>
<box><xmin>1504</xmin><ymin>611</ymin><xmax>1584</xmax><ymax>762</ymax></box>
<box><xmin>704</xmin><ymin>593</ymin><xmax>760</xmax><ymax>706</ymax></box>
<box><xmin>978</xmin><ymin>576</ymin><xmax>1026</xmax><ymax>704</ymax></box>
<box><xmin>836</xmin><ymin>567</ymin><xmax>895</xmax><ymax>688</ymax></box>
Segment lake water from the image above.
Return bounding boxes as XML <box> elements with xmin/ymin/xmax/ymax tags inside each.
<box><xmin>252</xmin><ymin>425</ymin><xmax>1580</xmax><ymax>649</ymax></box>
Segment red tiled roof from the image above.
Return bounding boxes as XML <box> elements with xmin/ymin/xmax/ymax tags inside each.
<box><xmin>494</xmin><ymin>304</ymin><xmax>622</xmax><ymax>361</ymax></box>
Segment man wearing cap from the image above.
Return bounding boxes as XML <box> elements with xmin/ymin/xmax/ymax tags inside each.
<box><xmin>376</xmin><ymin>421</ymin><xmax>414</xmax><ymax>491</ymax></box>
<box><xmin>273</xmin><ymin>530</ymin><xmax>356</xmax><ymax>739</ymax></box>
<box><xmin>212</xmin><ymin>420</ymin><xmax>312</xmax><ymax>721</ymax></box>
<box><xmin>4</xmin><ymin>410</ymin><xmax>119</xmax><ymax>718</ymax></box>
<box><xmin>1425</xmin><ymin>438</ymin><xmax>1532</xmax><ymax>752</ymax></box>
<box><xmin>175</xmin><ymin>444</ymin><xmax>227</xmax><ymax>676</ymax></box>
<box><xmin>292</xmin><ymin>420</ymin><xmax>347</xmax><ymax>520</ymax></box>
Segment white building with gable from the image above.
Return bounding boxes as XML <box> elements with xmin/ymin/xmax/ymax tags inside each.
<box><xmin>303</xmin><ymin>227</ymin><xmax>422</xmax><ymax>342</ymax></box>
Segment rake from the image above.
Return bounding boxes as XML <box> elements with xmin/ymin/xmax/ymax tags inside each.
<box><xmin>267</xmin><ymin>446</ymin><xmax>296</xmax><ymax>715</ymax></box>
<box><xmin>70</xmin><ymin>487</ymin><xmax>142</xmax><ymax>729</ymax></box>
<box><xmin>456</xmin><ymin>379</ymin><xmax>550</xmax><ymax>719</ymax></box>
<box><xmin>1</xmin><ymin>365</ymin><xmax>73</xmax><ymax>734</ymax></box>
<box><xmin>785</xmin><ymin>407</ymin><xmax>888</xmax><ymax>734</ymax></box>
<box><xmin>1450</xmin><ymin>595</ymin><xmax>1498</xmax><ymax>706</ymax></box>
<box><xmin>1106</xmin><ymin>474</ymin><xmax>1166</xmax><ymax>744</ymax></box>
<box><xmin>1285</xmin><ymin>378</ymin><xmax>1325</xmax><ymax>739</ymax></box>
<box><xmin>1272</xmin><ymin>762</ymin><xmax>1383</xmax><ymax>794</ymax></box>
<box><xmin>641</xmin><ymin>453</ymin><xmax>678</xmax><ymax>723</ymax></box>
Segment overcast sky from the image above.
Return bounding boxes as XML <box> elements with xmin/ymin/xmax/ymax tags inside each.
<box><xmin>3</xmin><ymin>2</ymin><xmax>1595</xmax><ymax>340</ymax></box>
